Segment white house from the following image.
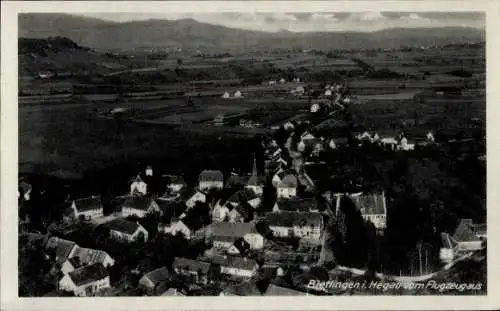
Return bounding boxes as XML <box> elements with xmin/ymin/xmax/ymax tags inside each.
<box><xmin>264</xmin><ymin>212</ymin><xmax>324</xmax><ymax>241</ymax></box>
<box><xmin>279</xmin><ymin>78</ymin><xmax>286</xmax><ymax>84</ymax></box>
<box><xmin>277</xmin><ymin>174</ymin><xmax>298</xmax><ymax>199</ymax></box>
<box><xmin>210</xmin><ymin>255</ymin><xmax>259</xmax><ymax>278</ymax></box>
<box><xmin>310</xmin><ymin>103</ymin><xmax>320</xmax><ymax>113</ymax></box>
<box><xmin>211</xmin><ymin>200</ymin><xmax>231</xmax><ymax>222</ymax></box>
<box><xmin>162</xmin><ymin>218</ymin><xmax>193</xmax><ymax>239</ymax></box>
<box><xmin>199</xmin><ymin>222</ymin><xmax>264</xmax><ymax>250</ymax></box>
<box><xmin>145</xmin><ymin>165</ymin><xmax>153</xmax><ymax>177</ymax></box>
<box><xmin>399</xmin><ymin>137</ymin><xmax>415</xmax><ymax>151</ymax></box>
<box><xmin>121</xmin><ymin>196</ymin><xmax>160</xmax><ymax>218</ymax></box>
<box><xmin>234</xmin><ymin>90</ymin><xmax>242</xmax><ymax>98</ymax></box>
<box><xmin>222</xmin><ymin>92</ymin><xmax>230</xmax><ymax>99</ymax></box>
<box><xmin>70</xmin><ymin>196</ymin><xmax>104</xmax><ymax>221</ymax></box>
<box><xmin>199</xmin><ymin>170</ymin><xmax>224</xmax><ymax>191</ymax></box>
<box><xmin>58</xmin><ymin>263</ymin><xmax>110</xmax><ymax>297</ymax></box>
<box><xmin>107</xmin><ymin>218</ymin><xmax>149</xmax><ymax>242</ymax></box>
<box><xmin>165</xmin><ymin>175</ymin><xmax>186</xmax><ymax>193</ymax></box>
<box><xmin>324</xmin><ymin>89</ymin><xmax>333</xmax><ymax>97</ymax></box>
<box><xmin>130</xmin><ymin>175</ymin><xmax>147</xmax><ymax>196</ymax></box>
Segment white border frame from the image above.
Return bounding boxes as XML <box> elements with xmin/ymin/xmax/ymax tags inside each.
<box><xmin>2</xmin><ymin>1</ymin><xmax>499</xmax><ymax>310</ymax></box>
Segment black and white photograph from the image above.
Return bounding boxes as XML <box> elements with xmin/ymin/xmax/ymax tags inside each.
<box><xmin>2</xmin><ymin>1</ymin><xmax>498</xmax><ymax>309</ymax></box>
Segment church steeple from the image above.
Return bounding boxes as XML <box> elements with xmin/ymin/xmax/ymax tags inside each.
<box><xmin>252</xmin><ymin>153</ymin><xmax>258</xmax><ymax>177</ymax></box>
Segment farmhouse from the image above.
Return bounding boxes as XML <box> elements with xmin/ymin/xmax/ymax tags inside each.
<box><xmin>61</xmin><ymin>247</ymin><xmax>115</xmax><ymax>274</ymax></box>
<box><xmin>199</xmin><ymin>170</ymin><xmax>224</xmax><ymax>191</ymax></box>
<box><xmin>130</xmin><ymin>175</ymin><xmax>147</xmax><ymax>196</ymax></box>
<box><xmin>263</xmin><ymin>212</ymin><xmax>324</xmax><ymax>241</ymax></box>
<box><xmin>106</xmin><ymin>218</ymin><xmax>149</xmax><ymax>242</ymax></box>
<box><xmin>171</xmin><ymin>257</ymin><xmax>216</xmax><ymax>285</ymax></box>
<box><xmin>184</xmin><ymin>188</ymin><xmax>208</xmax><ymax>209</ymax></box>
<box><xmin>69</xmin><ymin>196</ymin><xmax>104</xmax><ymax>221</ymax></box>
<box><xmin>46</xmin><ymin>237</ymin><xmax>79</xmax><ymax>265</ymax></box>
<box><xmin>199</xmin><ymin>221</ymin><xmax>264</xmax><ymax>250</ymax></box>
<box><xmin>121</xmin><ymin>196</ymin><xmax>160</xmax><ymax>218</ymax></box>
<box><xmin>335</xmin><ymin>192</ymin><xmax>387</xmax><ymax>231</ymax></box>
<box><xmin>58</xmin><ymin>263</ymin><xmax>110</xmax><ymax>297</ymax></box>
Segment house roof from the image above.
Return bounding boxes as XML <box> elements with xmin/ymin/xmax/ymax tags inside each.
<box><xmin>223</xmin><ymin>281</ymin><xmax>262</xmax><ymax>296</ymax></box>
<box><xmin>232</xmin><ymin>203</ymin><xmax>254</xmax><ymax>220</ymax></box>
<box><xmin>73</xmin><ymin>196</ymin><xmax>102</xmax><ymax>213</ymax></box>
<box><xmin>279</xmin><ymin>175</ymin><xmax>298</xmax><ymax>188</ymax></box>
<box><xmin>106</xmin><ymin>218</ymin><xmax>141</xmax><ymax>235</ymax></box>
<box><xmin>226</xmin><ymin>175</ymin><xmax>250</xmax><ymax>188</ymax></box>
<box><xmin>46</xmin><ymin>237</ymin><xmax>77</xmax><ymax>263</ymax></box>
<box><xmin>166</xmin><ymin>175</ymin><xmax>186</xmax><ymax>186</ymax></box>
<box><xmin>71</xmin><ymin>247</ymin><xmax>112</xmax><ymax>266</ymax></box>
<box><xmin>264</xmin><ymin>284</ymin><xmax>307</xmax><ymax>296</ymax></box>
<box><xmin>141</xmin><ymin>267</ymin><xmax>170</xmax><ymax>287</ymax></box>
<box><xmin>233</xmin><ymin>237</ymin><xmax>251</xmax><ymax>254</ymax></box>
<box><xmin>228</xmin><ymin>189</ymin><xmax>259</xmax><ymax>204</ymax></box>
<box><xmin>345</xmin><ymin>193</ymin><xmax>386</xmax><ymax>215</ymax></box>
<box><xmin>122</xmin><ymin>196</ymin><xmax>156</xmax><ymax>211</ymax></box>
<box><xmin>276</xmin><ymin>199</ymin><xmax>313</xmax><ymax>213</ymax></box>
<box><xmin>202</xmin><ymin>222</ymin><xmax>258</xmax><ymax>240</ymax></box>
<box><xmin>211</xmin><ymin>255</ymin><xmax>258</xmax><ymax>271</ymax></box>
<box><xmin>172</xmin><ymin>257</ymin><xmax>211</xmax><ymax>274</ymax></box>
<box><xmin>264</xmin><ymin>212</ymin><xmax>323</xmax><ymax>228</ymax></box>
<box><xmin>199</xmin><ymin>170</ymin><xmax>224</xmax><ymax>183</ymax></box>
<box><xmin>68</xmin><ymin>263</ymin><xmax>109</xmax><ymax>286</ymax></box>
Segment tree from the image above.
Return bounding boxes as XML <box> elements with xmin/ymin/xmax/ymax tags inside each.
<box><xmin>19</xmin><ymin>237</ymin><xmax>55</xmax><ymax>296</ymax></box>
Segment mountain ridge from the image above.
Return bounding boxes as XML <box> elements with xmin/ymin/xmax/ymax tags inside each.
<box><xmin>19</xmin><ymin>13</ymin><xmax>485</xmax><ymax>52</ymax></box>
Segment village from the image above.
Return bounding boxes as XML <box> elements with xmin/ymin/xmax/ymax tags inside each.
<box><xmin>18</xmin><ymin>79</ymin><xmax>487</xmax><ymax>297</ymax></box>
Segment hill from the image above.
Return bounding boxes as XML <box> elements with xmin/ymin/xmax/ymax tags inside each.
<box><xmin>19</xmin><ymin>13</ymin><xmax>485</xmax><ymax>52</ymax></box>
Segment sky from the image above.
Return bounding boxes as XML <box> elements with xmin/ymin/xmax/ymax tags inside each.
<box><xmin>82</xmin><ymin>12</ymin><xmax>485</xmax><ymax>32</ymax></box>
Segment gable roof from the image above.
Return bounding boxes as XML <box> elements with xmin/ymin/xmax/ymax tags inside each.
<box><xmin>345</xmin><ymin>193</ymin><xmax>386</xmax><ymax>215</ymax></box>
<box><xmin>71</xmin><ymin>247</ymin><xmax>112</xmax><ymax>266</ymax></box>
<box><xmin>172</xmin><ymin>257</ymin><xmax>211</xmax><ymax>274</ymax></box>
<box><xmin>233</xmin><ymin>237</ymin><xmax>251</xmax><ymax>254</ymax></box>
<box><xmin>232</xmin><ymin>203</ymin><xmax>254</xmax><ymax>221</ymax></box>
<box><xmin>228</xmin><ymin>189</ymin><xmax>259</xmax><ymax>204</ymax></box>
<box><xmin>140</xmin><ymin>267</ymin><xmax>170</xmax><ymax>287</ymax></box>
<box><xmin>166</xmin><ymin>175</ymin><xmax>186</xmax><ymax>186</ymax></box>
<box><xmin>122</xmin><ymin>196</ymin><xmax>156</xmax><ymax>211</ymax></box>
<box><xmin>199</xmin><ymin>170</ymin><xmax>224</xmax><ymax>183</ymax></box>
<box><xmin>202</xmin><ymin>222</ymin><xmax>258</xmax><ymax>240</ymax></box>
<box><xmin>73</xmin><ymin>196</ymin><xmax>102</xmax><ymax>213</ymax></box>
<box><xmin>264</xmin><ymin>212</ymin><xmax>323</xmax><ymax>228</ymax></box>
<box><xmin>106</xmin><ymin>218</ymin><xmax>142</xmax><ymax>235</ymax></box>
<box><xmin>226</xmin><ymin>175</ymin><xmax>250</xmax><ymax>188</ymax></box>
<box><xmin>46</xmin><ymin>237</ymin><xmax>78</xmax><ymax>263</ymax></box>
<box><xmin>211</xmin><ymin>255</ymin><xmax>258</xmax><ymax>271</ymax></box>
<box><xmin>68</xmin><ymin>263</ymin><xmax>109</xmax><ymax>287</ymax></box>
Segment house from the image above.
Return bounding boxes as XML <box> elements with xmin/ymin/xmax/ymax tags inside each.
<box><xmin>121</xmin><ymin>196</ymin><xmax>160</xmax><ymax>218</ymax></box>
<box><xmin>228</xmin><ymin>203</ymin><xmax>254</xmax><ymax>223</ymax></box>
<box><xmin>161</xmin><ymin>288</ymin><xmax>186</xmax><ymax>296</ymax></box>
<box><xmin>222</xmin><ymin>92</ymin><xmax>230</xmax><ymax>99</ymax></box>
<box><xmin>263</xmin><ymin>212</ymin><xmax>324</xmax><ymax>241</ymax></box>
<box><xmin>165</xmin><ymin>175</ymin><xmax>186</xmax><ymax>193</ymax></box>
<box><xmin>145</xmin><ymin>165</ymin><xmax>153</xmax><ymax>177</ymax></box>
<box><xmin>171</xmin><ymin>257</ymin><xmax>216</xmax><ymax>285</ymax></box>
<box><xmin>324</xmin><ymin>89</ymin><xmax>333</xmax><ymax>97</ymax></box>
<box><xmin>230</xmin><ymin>237</ymin><xmax>251</xmax><ymax>255</ymax></box>
<box><xmin>246</xmin><ymin>155</ymin><xmax>265</xmax><ymax>195</ymax></box>
<box><xmin>130</xmin><ymin>175</ymin><xmax>147</xmax><ymax>196</ymax></box>
<box><xmin>70</xmin><ymin>196</ymin><xmax>104</xmax><ymax>221</ymax></box>
<box><xmin>61</xmin><ymin>247</ymin><xmax>115</xmax><ymax>274</ymax></box>
<box><xmin>381</xmin><ymin>137</ymin><xmax>399</xmax><ymax>150</ymax></box>
<box><xmin>399</xmin><ymin>136</ymin><xmax>415</xmax><ymax>151</ymax></box>
<box><xmin>440</xmin><ymin>219</ymin><xmax>486</xmax><ymax>262</ymax></box>
<box><xmin>139</xmin><ymin>267</ymin><xmax>171</xmax><ymax>290</ymax></box>
<box><xmin>184</xmin><ymin>189</ymin><xmax>208</xmax><ymax>209</ymax></box>
<box><xmin>46</xmin><ymin>237</ymin><xmax>79</xmax><ymax>265</ymax></box>
<box><xmin>225</xmin><ymin>173</ymin><xmax>250</xmax><ymax>188</ymax></box>
<box><xmin>273</xmin><ymin>199</ymin><xmax>313</xmax><ymax>213</ymax></box>
<box><xmin>210</xmin><ymin>255</ymin><xmax>259</xmax><ymax>278</ymax></box>
<box><xmin>280</xmin><ymin>78</ymin><xmax>286</xmax><ymax>84</ymax></box>
<box><xmin>58</xmin><ymin>263</ymin><xmax>110</xmax><ymax>297</ymax></box>
<box><xmin>276</xmin><ymin>174</ymin><xmax>298</xmax><ymax>199</ymax></box>
<box><xmin>162</xmin><ymin>217</ymin><xmax>193</xmax><ymax>239</ymax></box>
<box><xmin>335</xmin><ymin>192</ymin><xmax>387</xmax><ymax>231</ymax></box>
<box><xmin>211</xmin><ymin>199</ymin><xmax>231</xmax><ymax>222</ymax></box>
<box><xmin>199</xmin><ymin>222</ymin><xmax>264</xmax><ymax>250</ymax></box>
<box><xmin>234</xmin><ymin>90</ymin><xmax>243</xmax><ymax>98</ymax></box>
<box><xmin>226</xmin><ymin>188</ymin><xmax>261</xmax><ymax>210</ymax></box>
<box><xmin>106</xmin><ymin>218</ymin><xmax>149</xmax><ymax>242</ymax></box>
<box><xmin>220</xmin><ymin>280</ymin><xmax>262</xmax><ymax>296</ymax></box>
<box><xmin>199</xmin><ymin>170</ymin><xmax>224</xmax><ymax>191</ymax></box>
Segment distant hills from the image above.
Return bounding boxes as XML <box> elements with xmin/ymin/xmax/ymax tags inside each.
<box><xmin>19</xmin><ymin>13</ymin><xmax>485</xmax><ymax>52</ymax></box>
